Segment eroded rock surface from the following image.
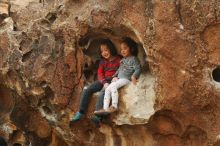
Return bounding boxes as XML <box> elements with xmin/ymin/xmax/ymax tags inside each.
<box><xmin>0</xmin><ymin>0</ymin><xmax>220</xmax><ymax>146</ymax></box>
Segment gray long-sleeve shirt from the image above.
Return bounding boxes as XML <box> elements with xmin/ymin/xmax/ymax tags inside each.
<box><xmin>114</xmin><ymin>56</ymin><xmax>141</xmax><ymax>80</ymax></box>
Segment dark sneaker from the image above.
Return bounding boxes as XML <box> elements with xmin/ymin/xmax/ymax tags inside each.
<box><xmin>71</xmin><ymin>112</ymin><xmax>83</xmax><ymax>122</ymax></box>
<box><xmin>90</xmin><ymin>115</ymin><xmax>102</xmax><ymax>127</ymax></box>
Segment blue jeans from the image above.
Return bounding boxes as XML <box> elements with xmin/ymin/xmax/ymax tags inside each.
<box><xmin>79</xmin><ymin>80</ymin><xmax>105</xmax><ymax>113</ymax></box>
<box><xmin>95</xmin><ymin>89</ymin><xmax>105</xmax><ymax>111</ymax></box>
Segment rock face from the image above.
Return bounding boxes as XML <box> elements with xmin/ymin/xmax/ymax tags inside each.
<box><xmin>0</xmin><ymin>0</ymin><xmax>220</xmax><ymax>146</ymax></box>
<box><xmin>113</xmin><ymin>73</ymin><xmax>156</xmax><ymax>125</ymax></box>
<box><xmin>0</xmin><ymin>0</ymin><xmax>9</xmax><ymax>23</ymax></box>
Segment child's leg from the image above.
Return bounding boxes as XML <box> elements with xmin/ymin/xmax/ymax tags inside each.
<box><xmin>72</xmin><ymin>81</ymin><xmax>103</xmax><ymax>122</ymax></box>
<box><xmin>103</xmin><ymin>86</ymin><xmax>112</xmax><ymax>110</ymax></box>
<box><xmin>110</xmin><ymin>78</ymin><xmax>130</xmax><ymax>108</ymax></box>
<box><xmin>79</xmin><ymin>80</ymin><xmax>103</xmax><ymax>113</ymax></box>
<box><xmin>95</xmin><ymin>89</ymin><xmax>105</xmax><ymax>111</ymax></box>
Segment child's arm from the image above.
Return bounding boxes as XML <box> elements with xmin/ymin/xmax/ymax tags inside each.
<box><xmin>131</xmin><ymin>76</ymin><xmax>137</xmax><ymax>85</ymax></box>
<box><xmin>131</xmin><ymin>58</ymin><xmax>141</xmax><ymax>84</ymax></box>
<box><xmin>111</xmin><ymin>69</ymin><xmax>119</xmax><ymax>82</ymax></box>
<box><xmin>112</xmin><ymin>69</ymin><xmax>119</xmax><ymax>78</ymax></box>
<box><xmin>111</xmin><ymin>57</ymin><xmax>121</xmax><ymax>82</ymax></box>
<box><xmin>97</xmin><ymin>60</ymin><xmax>105</xmax><ymax>83</ymax></box>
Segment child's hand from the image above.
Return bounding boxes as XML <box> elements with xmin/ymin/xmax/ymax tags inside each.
<box><xmin>112</xmin><ymin>77</ymin><xmax>118</xmax><ymax>82</ymax></box>
<box><xmin>131</xmin><ymin>76</ymin><xmax>137</xmax><ymax>85</ymax></box>
<box><xmin>104</xmin><ymin>83</ymin><xmax>109</xmax><ymax>89</ymax></box>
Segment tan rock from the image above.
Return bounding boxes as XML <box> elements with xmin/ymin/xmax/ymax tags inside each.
<box><xmin>0</xmin><ymin>17</ymin><xmax>14</xmax><ymax>33</ymax></box>
<box><xmin>9</xmin><ymin>0</ymin><xmax>37</xmax><ymax>13</ymax></box>
<box><xmin>0</xmin><ymin>1</ymin><xmax>8</xmax><ymax>16</ymax></box>
<box><xmin>113</xmin><ymin>73</ymin><xmax>156</xmax><ymax>125</ymax></box>
<box><xmin>0</xmin><ymin>0</ymin><xmax>219</xmax><ymax>145</ymax></box>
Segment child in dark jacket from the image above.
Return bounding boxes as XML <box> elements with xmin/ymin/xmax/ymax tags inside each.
<box><xmin>71</xmin><ymin>38</ymin><xmax>121</xmax><ymax>123</ymax></box>
<box><xmin>94</xmin><ymin>37</ymin><xmax>141</xmax><ymax>115</ymax></box>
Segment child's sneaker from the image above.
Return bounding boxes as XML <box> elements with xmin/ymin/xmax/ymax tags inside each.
<box><xmin>71</xmin><ymin>112</ymin><xmax>83</xmax><ymax>122</ymax></box>
<box><xmin>90</xmin><ymin>115</ymin><xmax>102</xmax><ymax>127</ymax></box>
<box><xmin>94</xmin><ymin>109</ymin><xmax>110</xmax><ymax>116</ymax></box>
<box><xmin>108</xmin><ymin>106</ymin><xmax>117</xmax><ymax>113</ymax></box>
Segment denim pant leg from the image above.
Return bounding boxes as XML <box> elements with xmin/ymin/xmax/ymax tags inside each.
<box><xmin>79</xmin><ymin>81</ymin><xmax>103</xmax><ymax>113</ymax></box>
<box><xmin>95</xmin><ymin>89</ymin><xmax>105</xmax><ymax>111</ymax></box>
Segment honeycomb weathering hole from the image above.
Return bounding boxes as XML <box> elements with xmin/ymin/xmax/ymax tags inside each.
<box><xmin>79</xmin><ymin>27</ymin><xmax>149</xmax><ymax>83</ymax></box>
<box><xmin>212</xmin><ymin>68</ymin><xmax>220</xmax><ymax>82</ymax></box>
<box><xmin>76</xmin><ymin>27</ymin><xmax>156</xmax><ymax>125</ymax></box>
<box><xmin>13</xmin><ymin>143</ymin><xmax>22</xmax><ymax>146</ymax></box>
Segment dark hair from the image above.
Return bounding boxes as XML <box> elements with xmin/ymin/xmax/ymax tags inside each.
<box><xmin>0</xmin><ymin>136</ymin><xmax>7</xmax><ymax>146</ymax></box>
<box><xmin>121</xmin><ymin>37</ymin><xmax>138</xmax><ymax>56</ymax></box>
<box><xmin>99</xmin><ymin>38</ymin><xmax>118</xmax><ymax>56</ymax></box>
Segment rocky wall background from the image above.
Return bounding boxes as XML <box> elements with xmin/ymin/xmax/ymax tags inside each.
<box><xmin>0</xmin><ymin>0</ymin><xmax>220</xmax><ymax>146</ymax></box>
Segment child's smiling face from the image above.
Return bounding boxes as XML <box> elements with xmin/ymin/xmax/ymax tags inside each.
<box><xmin>120</xmin><ymin>43</ymin><xmax>131</xmax><ymax>57</ymax></box>
<box><xmin>100</xmin><ymin>44</ymin><xmax>111</xmax><ymax>59</ymax></box>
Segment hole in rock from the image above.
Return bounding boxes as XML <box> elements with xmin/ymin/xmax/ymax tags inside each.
<box><xmin>0</xmin><ymin>15</ymin><xmax>7</xmax><ymax>24</ymax></box>
<box><xmin>10</xmin><ymin>130</ymin><xmax>25</xmax><ymax>146</ymax></box>
<box><xmin>21</xmin><ymin>50</ymin><xmax>33</xmax><ymax>62</ymax></box>
<box><xmin>212</xmin><ymin>68</ymin><xmax>220</xmax><ymax>82</ymax></box>
<box><xmin>148</xmin><ymin>110</ymin><xmax>182</xmax><ymax>135</ymax></box>
<box><xmin>182</xmin><ymin>125</ymin><xmax>207</xmax><ymax>145</ymax></box>
<box><xmin>76</xmin><ymin>26</ymin><xmax>156</xmax><ymax>124</ymax></box>
<box><xmin>13</xmin><ymin>143</ymin><xmax>22</xmax><ymax>146</ymax></box>
<box><xmin>46</xmin><ymin>13</ymin><xmax>57</xmax><ymax>24</ymax></box>
<box><xmin>40</xmin><ymin>81</ymin><xmax>48</xmax><ymax>88</ymax></box>
<box><xmin>44</xmin><ymin>86</ymin><xmax>54</xmax><ymax>99</ymax></box>
<box><xmin>42</xmin><ymin>106</ymin><xmax>52</xmax><ymax>114</ymax></box>
<box><xmin>78</xmin><ymin>26</ymin><xmax>150</xmax><ymax>84</ymax></box>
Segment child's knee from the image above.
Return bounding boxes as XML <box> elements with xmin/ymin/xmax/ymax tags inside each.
<box><xmin>112</xmin><ymin>90</ymin><xmax>117</xmax><ymax>94</ymax></box>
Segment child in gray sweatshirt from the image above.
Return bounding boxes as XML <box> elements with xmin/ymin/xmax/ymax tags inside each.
<box><xmin>94</xmin><ymin>37</ymin><xmax>141</xmax><ymax>115</ymax></box>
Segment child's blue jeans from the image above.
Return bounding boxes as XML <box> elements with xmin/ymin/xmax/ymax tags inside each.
<box><xmin>79</xmin><ymin>80</ymin><xmax>105</xmax><ymax>113</ymax></box>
